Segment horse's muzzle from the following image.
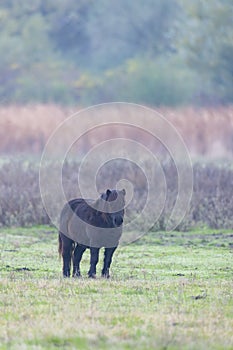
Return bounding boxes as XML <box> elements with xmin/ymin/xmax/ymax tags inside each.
<box><xmin>113</xmin><ymin>215</ymin><xmax>124</xmax><ymax>227</ymax></box>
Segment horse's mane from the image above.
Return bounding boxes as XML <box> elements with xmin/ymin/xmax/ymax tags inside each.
<box><xmin>91</xmin><ymin>197</ymin><xmax>111</xmax><ymax>223</ymax></box>
<box><xmin>67</xmin><ymin>189</ymin><xmax>125</xmax><ymax>227</ymax></box>
<box><xmin>68</xmin><ymin>197</ymin><xmax>111</xmax><ymax>226</ymax></box>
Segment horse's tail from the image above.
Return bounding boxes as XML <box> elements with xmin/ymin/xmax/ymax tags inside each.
<box><xmin>58</xmin><ymin>233</ymin><xmax>63</xmax><ymax>259</ymax></box>
<box><xmin>58</xmin><ymin>202</ymin><xmax>71</xmax><ymax>259</ymax></box>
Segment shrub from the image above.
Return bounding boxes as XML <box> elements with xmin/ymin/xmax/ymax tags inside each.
<box><xmin>0</xmin><ymin>159</ymin><xmax>232</xmax><ymax>230</ymax></box>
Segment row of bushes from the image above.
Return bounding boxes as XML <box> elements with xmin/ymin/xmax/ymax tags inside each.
<box><xmin>0</xmin><ymin>160</ymin><xmax>232</xmax><ymax>230</ymax></box>
<box><xmin>1</xmin><ymin>105</ymin><xmax>233</xmax><ymax>158</ymax></box>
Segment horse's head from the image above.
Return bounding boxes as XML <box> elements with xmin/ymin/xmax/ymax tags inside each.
<box><xmin>100</xmin><ymin>189</ymin><xmax>126</xmax><ymax>227</ymax></box>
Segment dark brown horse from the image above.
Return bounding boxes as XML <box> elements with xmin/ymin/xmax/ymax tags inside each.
<box><xmin>58</xmin><ymin>189</ymin><xmax>126</xmax><ymax>278</ymax></box>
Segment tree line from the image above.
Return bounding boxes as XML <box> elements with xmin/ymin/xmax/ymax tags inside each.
<box><xmin>0</xmin><ymin>0</ymin><xmax>232</xmax><ymax>106</ymax></box>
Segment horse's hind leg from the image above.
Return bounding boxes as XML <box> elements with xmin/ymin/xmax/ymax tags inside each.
<box><xmin>88</xmin><ymin>247</ymin><xmax>100</xmax><ymax>278</ymax></box>
<box><xmin>102</xmin><ymin>247</ymin><xmax>117</xmax><ymax>278</ymax></box>
<box><xmin>59</xmin><ymin>232</ymin><xmax>74</xmax><ymax>277</ymax></box>
<box><xmin>73</xmin><ymin>244</ymin><xmax>86</xmax><ymax>278</ymax></box>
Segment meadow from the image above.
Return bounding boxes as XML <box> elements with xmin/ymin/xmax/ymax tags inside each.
<box><xmin>0</xmin><ymin>226</ymin><xmax>233</xmax><ymax>350</ymax></box>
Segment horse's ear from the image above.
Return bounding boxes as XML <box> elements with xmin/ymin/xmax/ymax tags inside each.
<box><xmin>106</xmin><ymin>189</ymin><xmax>111</xmax><ymax>198</ymax></box>
<box><xmin>122</xmin><ymin>189</ymin><xmax>126</xmax><ymax>196</ymax></box>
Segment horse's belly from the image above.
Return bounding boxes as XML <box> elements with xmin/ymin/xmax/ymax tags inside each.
<box><xmin>63</xmin><ymin>210</ymin><xmax>123</xmax><ymax>248</ymax></box>
<box><xmin>67</xmin><ymin>214</ymin><xmax>90</xmax><ymax>246</ymax></box>
<box><xmin>86</xmin><ymin>226</ymin><xmax>122</xmax><ymax>248</ymax></box>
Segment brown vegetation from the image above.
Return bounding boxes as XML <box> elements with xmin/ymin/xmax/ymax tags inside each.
<box><xmin>0</xmin><ymin>160</ymin><xmax>232</xmax><ymax>229</ymax></box>
<box><xmin>0</xmin><ymin>105</ymin><xmax>232</xmax><ymax>229</ymax></box>
<box><xmin>0</xmin><ymin>105</ymin><xmax>232</xmax><ymax>158</ymax></box>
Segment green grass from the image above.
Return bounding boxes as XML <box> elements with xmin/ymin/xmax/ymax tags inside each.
<box><xmin>0</xmin><ymin>226</ymin><xmax>233</xmax><ymax>350</ymax></box>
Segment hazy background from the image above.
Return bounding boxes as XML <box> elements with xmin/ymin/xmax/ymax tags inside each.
<box><xmin>0</xmin><ymin>0</ymin><xmax>232</xmax><ymax>106</ymax></box>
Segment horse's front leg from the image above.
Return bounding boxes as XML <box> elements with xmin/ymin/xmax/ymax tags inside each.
<box><xmin>73</xmin><ymin>244</ymin><xmax>86</xmax><ymax>278</ymax></box>
<box><xmin>88</xmin><ymin>247</ymin><xmax>100</xmax><ymax>278</ymax></box>
<box><xmin>102</xmin><ymin>247</ymin><xmax>117</xmax><ymax>278</ymax></box>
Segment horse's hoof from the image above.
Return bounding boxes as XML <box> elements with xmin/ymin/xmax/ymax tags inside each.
<box><xmin>101</xmin><ymin>273</ymin><xmax>110</xmax><ymax>279</ymax></box>
<box><xmin>88</xmin><ymin>273</ymin><xmax>96</xmax><ymax>279</ymax></box>
<box><xmin>73</xmin><ymin>274</ymin><xmax>82</xmax><ymax>278</ymax></box>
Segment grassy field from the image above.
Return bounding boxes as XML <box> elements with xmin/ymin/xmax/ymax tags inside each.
<box><xmin>0</xmin><ymin>227</ymin><xmax>232</xmax><ymax>350</ymax></box>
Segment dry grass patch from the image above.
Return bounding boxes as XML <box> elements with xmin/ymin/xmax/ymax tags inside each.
<box><xmin>0</xmin><ymin>226</ymin><xmax>232</xmax><ymax>349</ymax></box>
